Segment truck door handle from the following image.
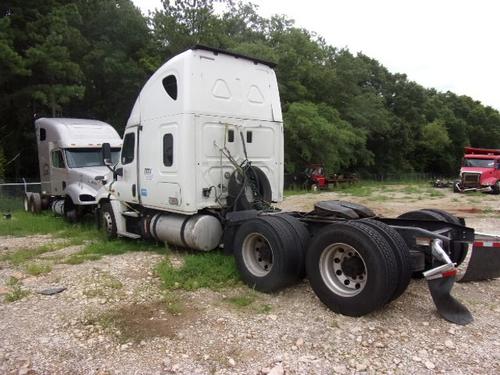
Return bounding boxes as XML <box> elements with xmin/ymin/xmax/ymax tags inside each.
<box><xmin>132</xmin><ymin>184</ymin><xmax>136</xmax><ymax>197</ymax></box>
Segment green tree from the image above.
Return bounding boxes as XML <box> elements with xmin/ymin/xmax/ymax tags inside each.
<box><xmin>0</xmin><ymin>147</ymin><xmax>5</xmax><ymax>179</ymax></box>
<box><xmin>284</xmin><ymin>102</ymin><xmax>372</xmax><ymax>172</ymax></box>
<box><xmin>24</xmin><ymin>3</ymin><xmax>85</xmax><ymax>116</ymax></box>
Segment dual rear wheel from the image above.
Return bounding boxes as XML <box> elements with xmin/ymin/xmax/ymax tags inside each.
<box><xmin>23</xmin><ymin>192</ymin><xmax>42</xmax><ymax>214</ymax></box>
<box><xmin>233</xmin><ymin>215</ymin><xmax>412</xmax><ymax>317</ymax></box>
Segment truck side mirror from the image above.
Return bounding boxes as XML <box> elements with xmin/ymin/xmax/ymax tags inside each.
<box><xmin>102</xmin><ymin>143</ymin><xmax>112</xmax><ymax>166</ymax></box>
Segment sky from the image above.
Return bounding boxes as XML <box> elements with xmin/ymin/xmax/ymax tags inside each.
<box><xmin>133</xmin><ymin>0</ymin><xmax>500</xmax><ymax>110</ymax></box>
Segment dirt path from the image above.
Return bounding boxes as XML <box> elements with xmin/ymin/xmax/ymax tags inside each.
<box><xmin>0</xmin><ymin>187</ymin><xmax>499</xmax><ymax>375</ymax></box>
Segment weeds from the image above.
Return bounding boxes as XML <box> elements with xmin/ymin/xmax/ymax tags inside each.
<box><xmin>227</xmin><ymin>290</ymin><xmax>272</xmax><ymax>313</ymax></box>
<box><xmin>4</xmin><ymin>277</ymin><xmax>29</xmax><ymax>302</ymax></box>
<box><xmin>83</xmin><ymin>271</ymin><xmax>123</xmax><ymax>298</ymax></box>
<box><xmin>162</xmin><ymin>291</ymin><xmax>184</xmax><ymax>315</ymax></box>
<box><xmin>64</xmin><ymin>239</ymin><xmax>164</xmax><ymax>265</ymax></box>
<box><xmin>156</xmin><ymin>251</ymin><xmax>240</xmax><ymax>291</ymax></box>
<box><xmin>284</xmin><ymin>189</ymin><xmax>310</xmax><ymax>197</ymax></box>
<box><xmin>0</xmin><ymin>210</ymin><xmax>99</xmax><ymax>240</ymax></box>
<box><xmin>0</xmin><ymin>242</ymin><xmax>68</xmax><ymax>265</ymax></box>
<box><xmin>228</xmin><ymin>292</ymin><xmax>256</xmax><ymax>307</ymax></box>
<box><xmin>24</xmin><ymin>262</ymin><xmax>52</xmax><ymax>276</ymax></box>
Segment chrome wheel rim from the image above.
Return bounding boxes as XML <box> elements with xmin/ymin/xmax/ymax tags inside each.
<box><xmin>319</xmin><ymin>243</ymin><xmax>367</xmax><ymax>297</ymax></box>
<box><xmin>102</xmin><ymin>211</ymin><xmax>113</xmax><ymax>233</ymax></box>
<box><xmin>242</xmin><ymin>233</ymin><xmax>273</xmax><ymax>277</ymax></box>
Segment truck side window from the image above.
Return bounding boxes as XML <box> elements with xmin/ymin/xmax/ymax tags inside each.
<box><xmin>51</xmin><ymin>150</ymin><xmax>65</xmax><ymax>168</ymax></box>
<box><xmin>162</xmin><ymin>75</ymin><xmax>178</xmax><ymax>100</ymax></box>
<box><xmin>228</xmin><ymin>129</ymin><xmax>234</xmax><ymax>142</ymax></box>
<box><xmin>163</xmin><ymin>134</ymin><xmax>173</xmax><ymax>167</ymax></box>
<box><xmin>246</xmin><ymin>131</ymin><xmax>253</xmax><ymax>143</ymax></box>
<box><xmin>40</xmin><ymin>128</ymin><xmax>46</xmax><ymax>141</ymax></box>
<box><xmin>121</xmin><ymin>133</ymin><xmax>135</xmax><ymax>165</ymax></box>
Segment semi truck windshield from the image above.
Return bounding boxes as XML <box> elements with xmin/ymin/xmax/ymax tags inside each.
<box><xmin>65</xmin><ymin>148</ymin><xmax>120</xmax><ymax>168</ymax></box>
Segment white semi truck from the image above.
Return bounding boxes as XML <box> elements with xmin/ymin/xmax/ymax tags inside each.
<box><xmin>97</xmin><ymin>46</ymin><xmax>499</xmax><ymax>324</ymax></box>
<box><xmin>25</xmin><ymin>118</ymin><xmax>122</xmax><ymax>221</ymax></box>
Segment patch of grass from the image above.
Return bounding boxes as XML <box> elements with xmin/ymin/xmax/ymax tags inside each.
<box><xmin>401</xmin><ymin>185</ymin><xmax>424</xmax><ymax>194</ymax></box>
<box><xmin>83</xmin><ymin>301</ymin><xmax>194</xmax><ymax>343</ymax></box>
<box><xmin>428</xmin><ymin>189</ymin><xmax>446</xmax><ymax>198</ymax></box>
<box><xmin>337</xmin><ymin>184</ymin><xmax>375</xmax><ymax>197</ymax></box>
<box><xmin>83</xmin><ymin>271</ymin><xmax>123</xmax><ymax>298</ymax></box>
<box><xmin>483</xmin><ymin>207</ymin><xmax>494</xmax><ymax>214</ymax></box>
<box><xmin>368</xmin><ymin>194</ymin><xmax>390</xmax><ymax>202</ymax></box>
<box><xmin>0</xmin><ymin>241</ymin><xmax>68</xmax><ymax>265</ymax></box>
<box><xmin>24</xmin><ymin>262</ymin><xmax>52</xmax><ymax>276</ymax></box>
<box><xmin>0</xmin><ymin>211</ymin><xmax>67</xmax><ymax>236</ymax></box>
<box><xmin>162</xmin><ymin>291</ymin><xmax>184</xmax><ymax>315</ymax></box>
<box><xmin>156</xmin><ymin>251</ymin><xmax>240</xmax><ymax>291</ymax></box>
<box><xmin>64</xmin><ymin>239</ymin><xmax>164</xmax><ymax>264</ymax></box>
<box><xmin>284</xmin><ymin>189</ymin><xmax>310</xmax><ymax>197</ymax></box>
<box><xmin>4</xmin><ymin>277</ymin><xmax>29</xmax><ymax>302</ymax></box>
<box><xmin>0</xmin><ymin>210</ymin><xmax>100</xmax><ymax>241</ymax></box>
<box><xmin>226</xmin><ymin>291</ymin><xmax>272</xmax><ymax>314</ymax></box>
<box><xmin>228</xmin><ymin>292</ymin><xmax>256</xmax><ymax>307</ymax></box>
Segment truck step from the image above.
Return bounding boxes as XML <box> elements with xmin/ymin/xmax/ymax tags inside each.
<box><xmin>122</xmin><ymin>211</ymin><xmax>140</xmax><ymax>218</ymax></box>
<box><xmin>117</xmin><ymin>231</ymin><xmax>141</xmax><ymax>239</ymax></box>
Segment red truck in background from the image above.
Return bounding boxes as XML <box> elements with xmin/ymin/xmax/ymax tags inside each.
<box><xmin>454</xmin><ymin>147</ymin><xmax>500</xmax><ymax>194</ymax></box>
<box><xmin>304</xmin><ymin>164</ymin><xmax>358</xmax><ymax>191</ymax></box>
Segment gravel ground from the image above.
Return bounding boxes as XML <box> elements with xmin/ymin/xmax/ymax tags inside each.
<box><xmin>0</xmin><ymin>188</ymin><xmax>499</xmax><ymax>375</ymax></box>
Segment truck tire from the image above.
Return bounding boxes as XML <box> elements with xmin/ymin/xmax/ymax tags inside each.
<box><xmin>273</xmin><ymin>213</ymin><xmax>310</xmax><ymax>278</ymax></box>
<box><xmin>100</xmin><ymin>203</ymin><xmax>117</xmax><ymax>239</ymax></box>
<box><xmin>233</xmin><ymin>216</ymin><xmax>304</xmax><ymax>293</ymax></box>
<box><xmin>493</xmin><ymin>181</ymin><xmax>500</xmax><ymax>195</ymax></box>
<box><xmin>63</xmin><ymin>196</ymin><xmax>79</xmax><ymax>223</ymax></box>
<box><xmin>23</xmin><ymin>193</ymin><xmax>33</xmax><ymax>212</ymax></box>
<box><xmin>306</xmin><ymin>221</ymin><xmax>399</xmax><ymax>317</ymax></box>
<box><xmin>29</xmin><ymin>193</ymin><xmax>42</xmax><ymax>214</ymax></box>
<box><xmin>397</xmin><ymin>209</ymin><xmax>443</xmax><ymax>275</ymax></box>
<box><xmin>453</xmin><ymin>181</ymin><xmax>461</xmax><ymax>193</ymax></box>
<box><xmin>421</xmin><ymin>209</ymin><xmax>468</xmax><ymax>266</ymax></box>
<box><xmin>41</xmin><ymin>195</ymin><xmax>50</xmax><ymax>210</ymax></box>
<box><xmin>359</xmin><ymin>219</ymin><xmax>412</xmax><ymax>301</ymax></box>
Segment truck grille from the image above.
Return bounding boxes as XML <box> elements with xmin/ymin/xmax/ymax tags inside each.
<box><xmin>462</xmin><ymin>173</ymin><xmax>481</xmax><ymax>187</ymax></box>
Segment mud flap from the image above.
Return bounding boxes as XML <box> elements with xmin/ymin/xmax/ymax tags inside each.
<box><xmin>459</xmin><ymin>237</ymin><xmax>500</xmax><ymax>282</ymax></box>
<box><xmin>425</xmin><ymin>264</ymin><xmax>473</xmax><ymax>325</ymax></box>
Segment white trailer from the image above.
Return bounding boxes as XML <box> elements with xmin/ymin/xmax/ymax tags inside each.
<box><xmin>25</xmin><ymin>118</ymin><xmax>121</xmax><ymax>220</ymax></box>
<box><xmin>97</xmin><ymin>46</ymin><xmax>496</xmax><ymax>324</ymax></box>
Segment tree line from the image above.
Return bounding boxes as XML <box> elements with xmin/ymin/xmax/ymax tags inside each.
<box><xmin>1</xmin><ymin>0</ymin><xmax>500</xmax><ymax>180</ymax></box>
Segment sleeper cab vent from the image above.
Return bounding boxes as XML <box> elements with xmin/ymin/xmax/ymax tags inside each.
<box><xmin>162</xmin><ymin>75</ymin><xmax>178</xmax><ymax>100</ymax></box>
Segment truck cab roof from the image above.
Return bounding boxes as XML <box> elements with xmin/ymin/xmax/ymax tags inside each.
<box><xmin>35</xmin><ymin>117</ymin><xmax>122</xmax><ymax>148</ymax></box>
<box><xmin>127</xmin><ymin>45</ymin><xmax>282</xmax><ymax>128</ymax></box>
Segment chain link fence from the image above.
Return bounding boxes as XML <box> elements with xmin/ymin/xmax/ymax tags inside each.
<box><xmin>0</xmin><ymin>178</ymin><xmax>41</xmax><ymax>212</ymax></box>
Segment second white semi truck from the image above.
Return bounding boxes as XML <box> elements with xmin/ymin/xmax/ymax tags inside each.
<box><xmin>96</xmin><ymin>45</ymin><xmax>499</xmax><ymax>324</ymax></box>
<box><xmin>25</xmin><ymin>118</ymin><xmax>122</xmax><ymax>221</ymax></box>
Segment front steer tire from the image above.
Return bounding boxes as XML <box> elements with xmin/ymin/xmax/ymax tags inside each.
<box><xmin>100</xmin><ymin>203</ymin><xmax>117</xmax><ymax>239</ymax></box>
<box><xmin>233</xmin><ymin>216</ymin><xmax>304</xmax><ymax>293</ymax></box>
<box><xmin>306</xmin><ymin>221</ymin><xmax>399</xmax><ymax>317</ymax></box>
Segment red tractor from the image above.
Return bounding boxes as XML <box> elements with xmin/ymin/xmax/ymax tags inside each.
<box><xmin>304</xmin><ymin>164</ymin><xmax>358</xmax><ymax>191</ymax></box>
<box><xmin>454</xmin><ymin>147</ymin><xmax>500</xmax><ymax>194</ymax></box>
